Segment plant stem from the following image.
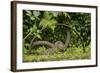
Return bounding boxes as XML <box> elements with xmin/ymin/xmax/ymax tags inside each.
<box><xmin>23</xmin><ymin>31</ymin><xmax>32</xmax><ymax>41</ymax></box>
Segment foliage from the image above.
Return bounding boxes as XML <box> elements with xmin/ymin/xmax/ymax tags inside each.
<box><xmin>23</xmin><ymin>10</ymin><xmax>91</xmax><ymax>62</ymax></box>
<box><xmin>23</xmin><ymin>46</ymin><xmax>91</xmax><ymax>62</ymax></box>
<box><xmin>39</xmin><ymin>11</ymin><xmax>57</xmax><ymax>31</ymax></box>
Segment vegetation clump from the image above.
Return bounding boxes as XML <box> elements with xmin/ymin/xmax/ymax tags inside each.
<box><xmin>23</xmin><ymin>10</ymin><xmax>91</xmax><ymax>62</ymax></box>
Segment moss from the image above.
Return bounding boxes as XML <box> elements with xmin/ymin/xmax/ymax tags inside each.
<box><xmin>23</xmin><ymin>46</ymin><xmax>91</xmax><ymax>62</ymax></box>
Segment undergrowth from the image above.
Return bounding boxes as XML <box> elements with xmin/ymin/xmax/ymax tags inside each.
<box><xmin>23</xmin><ymin>46</ymin><xmax>91</xmax><ymax>62</ymax></box>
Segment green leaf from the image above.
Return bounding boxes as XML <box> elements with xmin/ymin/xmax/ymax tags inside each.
<box><xmin>37</xmin><ymin>30</ymin><xmax>41</xmax><ymax>33</ymax></box>
<box><xmin>30</xmin><ymin>16</ymin><xmax>35</xmax><ymax>20</ymax></box>
<box><xmin>36</xmin><ymin>34</ymin><xmax>42</xmax><ymax>39</ymax></box>
<box><xmin>63</xmin><ymin>12</ymin><xmax>70</xmax><ymax>18</ymax></box>
<box><xmin>33</xmin><ymin>11</ymin><xmax>40</xmax><ymax>17</ymax></box>
<box><xmin>51</xmin><ymin>12</ymin><xmax>58</xmax><ymax>17</ymax></box>
<box><xmin>23</xmin><ymin>47</ymin><xmax>28</xmax><ymax>54</ymax></box>
<box><xmin>32</xmin><ymin>25</ymin><xmax>37</xmax><ymax>32</ymax></box>
<box><xmin>26</xmin><ymin>10</ymin><xmax>32</xmax><ymax>16</ymax></box>
<box><xmin>39</xmin><ymin>18</ymin><xmax>57</xmax><ymax>31</ymax></box>
<box><xmin>43</xmin><ymin>12</ymin><xmax>53</xmax><ymax>19</ymax></box>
